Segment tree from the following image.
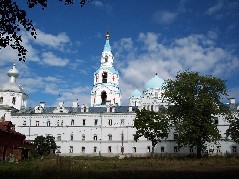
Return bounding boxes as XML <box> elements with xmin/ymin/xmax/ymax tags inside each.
<box><xmin>34</xmin><ymin>135</ymin><xmax>57</xmax><ymax>156</ymax></box>
<box><xmin>0</xmin><ymin>0</ymin><xmax>89</xmax><ymax>61</ymax></box>
<box><xmin>134</xmin><ymin>108</ymin><xmax>170</xmax><ymax>155</ymax></box>
<box><xmin>163</xmin><ymin>71</ymin><xmax>230</xmax><ymax>158</ymax></box>
<box><xmin>226</xmin><ymin>116</ymin><xmax>239</xmax><ymax>143</ymax></box>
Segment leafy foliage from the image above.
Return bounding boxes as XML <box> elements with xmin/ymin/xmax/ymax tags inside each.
<box><xmin>34</xmin><ymin>135</ymin><xmax>57</xmax><ymax>156</ymax></box>
<box><xmin>0</xmin><ymin>0</ymin><xmax>89</xmax><ymax>61</ymax></box>
<box><xmin>162</xmin><ymin>71</ymin><xmax>230</xmax><ymax>158</ymax></box>
<box><xmin>134</xmin><ymin>108</ymin><xmax>170</xmax><ymax>150</ymax></box>
<box><xmin>226</xmin><ymin>116</ymin><xmax>239</xmax><ymax>143</ymax></box>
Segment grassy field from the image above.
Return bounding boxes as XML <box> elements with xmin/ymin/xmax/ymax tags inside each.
<box><xmin>0</xmin><ymin>156</ymin><xmax>239</xmax><ymax>178</ymax></box>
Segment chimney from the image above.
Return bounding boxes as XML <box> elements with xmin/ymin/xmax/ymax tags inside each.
<box><xmin>229</xmin><ymin>98</ymin><xmax>236</xmax><ymax>104</ymax></box>
<box><xmin>72</xmin><ymin>102</ymin><xmax>78</xmax><ymax>108</ymax></box>
<box><xmin>39</xmin><ymin>102</ymin><xmax>45</xmax><ymax>108</ymax></box>
<box><xmin>128</xmin><ymin>106</ymin><xmax>132</xmax><ymax>112</ymax></box>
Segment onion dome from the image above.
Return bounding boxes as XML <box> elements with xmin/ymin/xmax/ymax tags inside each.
<box><xmin>0</xmin><ymin>63</ymin><xmax>25</xmax><ymax>93</ymax></box>
<box><xmin>144</xmin><ymin>73</ymin><xmax>164</xmax><ymax>90</ymax></box>
<box><xmin>130</xmin><ymin>89</ymin><xmax>142</xmax><ymax>97</ymax></box>
<box><xmin>7</xmin><ymin>63</ymin><xmax>19</xmax><ymax>78</ymax></box>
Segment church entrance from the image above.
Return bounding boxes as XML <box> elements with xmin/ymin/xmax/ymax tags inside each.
<box><xmin>101</xmin><ymin>91</ymin><xmax>107</xmax><ymax>105</ymax></box>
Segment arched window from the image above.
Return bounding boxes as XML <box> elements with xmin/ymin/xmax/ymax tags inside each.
<box><xmin>0</xmin><ymin>97</ymin><xmax>3</xmax><ymax>103</ymax></box>
<box><xmin>12</xmin><ymin>97</ymin><xmax>16</xmax><ymax>105</ymax></box>
<box><xmin>102</xmin><ymin>72</ymin><xmax>107</xmax><ymax>83</ymax></box>
<box><xmin>105</xmin><ymin>55</ymin><xmax>108</xmax><ymax>62</ymax></box>
<box><xmin>101</xmin><ymin>91</ymin><xmax>107</xmax><ymax>105</ymax></box>
<box><xmin>151</xmin><ymin>105</ymin><xmax>154</xmax><ymax>111</ymax></box>
<box><xmin>108</xmin><ymin>134</ymin><xmax>112</xmax><ymax>141</ymax></box>
<box><xmin>155</xmin><ymin>92</ymin><xmax>158</xmax><ymax>98</ymax></box>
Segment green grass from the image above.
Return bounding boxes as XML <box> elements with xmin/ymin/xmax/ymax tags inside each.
<box><xmin>0</xmin><ymin>156</ymin><xmax>239</xmax><ymax>178</ymax></box>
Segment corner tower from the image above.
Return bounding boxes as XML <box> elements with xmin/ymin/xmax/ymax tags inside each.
<box><xmin>91</xmin><ymin>32</ymin><xmax>122</xmax><ymax>107</ymax></box>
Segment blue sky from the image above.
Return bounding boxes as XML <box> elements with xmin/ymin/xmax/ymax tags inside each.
<box><xmin>0</xmin><ymin>0</ymin><xmax>239</xmax><ymax>107</ymax></box>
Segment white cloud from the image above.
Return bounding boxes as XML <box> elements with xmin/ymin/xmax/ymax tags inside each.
<box><xmin>54</xmin><ymin>86</ymin><xmax>92</xmax><ymax>106</ymax></box>
<box><xmin>114</xmin><ymin>32</ymin><xmax>239</xmax><ymax>105</ymax></box>
<box><xmin>92</xmin><ymin>1</ymin><xmax>104</xmax><ymax>8</ymax></box>
<box><xmin>153</xmin><ymin>10</ymin><xmax>177</xmax><ymax>25</ymax></box>
<box><xmin>206</xmin><ymin>0</ymin><xmax>224</xmax><ymax>15</ymax></box>
<box><xmin>32</xmin><ymin>29</ymin><xmax>70</xmax><ymax>50</ymax></box>
<box><xmin>42</xmin><ymin>52</ymin><xmax>69</xmax><ymax>67</ymax></box>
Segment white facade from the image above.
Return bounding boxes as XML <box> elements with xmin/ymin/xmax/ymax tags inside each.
<box><xmin>0</xmin><ymin>33</ymin><xmax>238</xmax><ymax>157</ymax></box>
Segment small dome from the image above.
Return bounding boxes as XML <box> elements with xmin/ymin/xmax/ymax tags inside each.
<box><xmin>7</xmin><ymin>63</ymin><xmax>19</xmax><ymax>78</ymax></box>
<box><xmin>130</xmin><ymin>89</ymin><xmax>142</xmax><ymax>97</ymax></box>
<box><xmin>144</xmin><ymin>74</ymin><xmax>164</xmax><ymax>90</ymax></box>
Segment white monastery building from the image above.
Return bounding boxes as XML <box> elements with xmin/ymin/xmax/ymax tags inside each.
<box><xmin>0</xmin><ymin>33</ymin><xmax>238</xmax><ymax>157</ymax></box>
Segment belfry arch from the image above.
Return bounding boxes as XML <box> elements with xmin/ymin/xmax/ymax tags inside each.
<box><xmin>101</xmin><ymin>91</ymin><xmax>107</xmax><ymax>105</ymax></box>
<box><xmin>102</xmin><ymin>72</ymin><xmax>107</xmax><ymax>83</ymax></box>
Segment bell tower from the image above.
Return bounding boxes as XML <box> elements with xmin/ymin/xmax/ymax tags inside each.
<box><xmin>91</xmin><ymin>32</ymin><xmax>122</xmax><ymax>107</ymax></box>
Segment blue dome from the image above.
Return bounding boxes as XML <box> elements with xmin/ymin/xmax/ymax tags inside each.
<box><xmin>144</xmin><ymin>74</ymin><xmax>164</xmax><ymax>90</ymax></box>
<box><xmin>130</xmin><ymin>89</ymin><xmax>142</xmax><ymax>97</ymax></box>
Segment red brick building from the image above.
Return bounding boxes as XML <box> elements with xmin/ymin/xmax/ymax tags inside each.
<box><xmin>0</xmin><ymin>121</ymin><xmax>26</xmax><ymax>161</ymax></box>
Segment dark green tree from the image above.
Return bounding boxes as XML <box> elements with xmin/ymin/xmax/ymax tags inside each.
<box><xmin>0</xmin><ymin>0</ymin><xmax>89</xmax><ymax>61</ymax></box>
<box><xmin>134</xmin><ymin>108</ymin><xmax>170</xmax><ymax>155</ymax></box>
<box><xmin>34</xmin><ymin>135</ymin><xmax>57</xmax><ymax>156</ymax></box>
<box><xmin>163</xmin><ymin>71</ymin><xmax>230</xmax><ymax>158</ymax></box>
<box><xmin>226</xmin><ymin>116</ymin><xmax>239</xmax><ymax>143</ymax></box>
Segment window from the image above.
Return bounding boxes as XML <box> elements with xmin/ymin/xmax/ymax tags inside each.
<box><xmin>155</xmin><ymin>92</ymin><xmax>158</xmax><ymax>98</ymax></box>
<box><xmin>82</xmin><ymin>134</ymin><xmax>85</xmax><ymax>140</ymax></box>
<box><xmin>147</xmin><ymin>146</ymin><xmax>151</xmax><ymax>153</ymax></box>
<box><xmin>71</xmin><ymin>119</ymin><xmax>74</xmax><ymax>126</ymax></box>
<box><xmin>57</xmin><ymin>120</ymin><xmax>59</xmax><ymax>126</ymax></box>
<box><xmin>93</xmin><ymin>134</ymin><xmax>97</xmax><ymax>141</ymax></box>
<box><xmin>36</xmin><ymin>121</ymin><xmax>39</xmax><ymax>126</ymax></box>
<box><xmin>57</xmin><ymin>134</ymin><xmax>61</xmax><ymax>141</ymax></box>
<box><xmin>174</xmin><ymin>146</ymin><xmax>179</xmax><ymax>153</ymax></box>
<box><xmin>108</xmin><ymin>119</ymin><xmax>112</xmax><ymax>126</ymax></box>
<box><xmin>108</xmin><ymin>146</ymin><xmax>112</xmax><ymax>153</ymax></box>
<box><xmin>108</xmin><ymin>134</ymin><xmax>112</xmax><ymax>141</ymax></box>
<box><xmin>120</xmin><ymin>119</ymin><xmax>124</xmax><ymax>126</ymax></box>
<box><xmin>82</xmin><ymin>147</ymin><xmax>85</xmax><ymax>153</ymax></box>
<box><xmin>232</xmin><ymin>146</ymin><xmax>237</xmax><ymax>153</ymax></box>
<box><xmin>133</xmin><ymin>147</ymin><xmax>136</xmax><ymax>153</ymax></box>
<box><xmin>61</xmin><ymin>120</ymin><xmax>63</xmax><ymax>126</ymax></box>
<box><xmin>70</xmin><ymin>134</ymin><xmax>73</xmax><ymax>141</ymax></box>
<box><xmin>216</xmin><ymin>146</ymin><xmax>221</xmax><ymax>153</ymax></box>
<box><xmin>101</xmin><ymin>91</ymin><xmax>107</xmax><ymax>105</ymax></box>
<box><xmin>56</xmin><ymin>146</ymin><xmax>61</xmax><ymax>153</ymax></box>
<box><xmin>102</xmin><ymin>72</ymin><xmax>107</xmax><ymax>83</ymax></box>
<box><xmin>121</xmin><ymin>147</ymin><xmax>124</xmax><ymax>154</ymax></box>
<box><xmin>94</xmin><ymin>146</ymin><xmax>97</xmax><ymax>153</ymax></box>
<box><xmin>174</xmin><ymin>133</ymin><xmax>178</xmax><ymax>140</ymax></box>
<box><xmin>151</xmin><ymin>105</ymin><xmax>154</xmax><ymax>111</ymax></box>
<box><xmin>0</xmin><ymin>97</ymin><xmax>3</xmax><ymax>103</ymax></box>
<box><xmin>83</xmin><ymin>107</ymin><xmax>87</xmax><ymax>112</ymax></box>
<box><xmin>214</xmin><ymin>117</ymin><xmax>219</xmax><ymax>125</ymax></box>
<box><xmin>94</xmin><ymin>119</ymin><xmax>98</xmax><ymax>126</ymax></box>
<box><xmin>47</xmin><ymin>120</ymin><xmax>50</xmax><ymax>126</ymax></box>
<box><xmin>12</xmin><ymin>97</ymin><xmax>16</xmax><ymax>104</ymax></box>
<box><xmin>161</xmin><ymin>146</ymin><xmax>165</xmax><ymax>153</ymax></box>
<box><xmin>190</xmin><ymin>147</ymin><xmax>194</xmax><ymax>153</ymax></box>
<box><xmin>69</xmin><ymin>146</ymin><xmax>73</xmax><ymax>153</ymax></box>
<box><xmin>83</xmin><ymin>119</ymin><xmax>86</xmax><ymax>126</ymax></box>
<box><xmin>23</xmin><ymin>120</ymin><xmax>26</xmax><ymax>126</ymax></box>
